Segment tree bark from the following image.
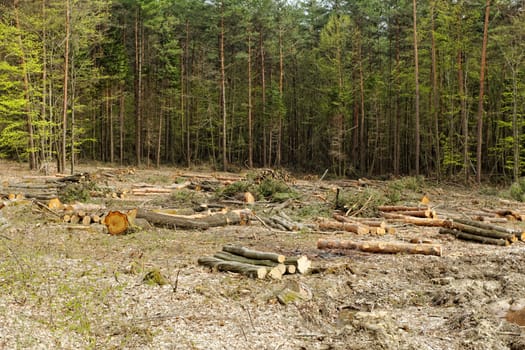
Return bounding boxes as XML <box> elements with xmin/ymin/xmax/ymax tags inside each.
<box><xmin>439</xmin><ymin>228</ymin><xmax>508</xmax><ymax>246</ymax></box>
<box><xmin>317</xmin><ymin>238</ymin><xmax>442</xmax><ymax>256</ymax></box>
<box><xmin>219</xmin><ymin>1</ymin><xmax>227</xmax><ymax>170</ymax></box>
<box><xmin>412</xmin><ymin>0</ymin><xmax>420</xmax><ymax>175</ymax></box>
<box><xmin>198</xmin><ymin>257</ymin><xmax>267</xmax><ymax>279</ymax></box>
<box><xmin>247</xmin><ymin>31</ymin><xmax>253</xmax><ymax>168</ymax></box>
<box><xmin>60</xmin><ymin>0</ymin><xmax>70</xmax><ymax>174</ymax></box>
<box><xmin>476</xmin><ymin>0</ymin><xmax>491</xmax><ymax>183</ymax></box>
<box><xmin>318</xmin><ymin>219</ymin><xmax>370</xmax><ymax>235</ymax></box>
<box><xmin>222</xmin><ymin>245</ymin><xmax>285</xmax><ymax>264</ymax></box>
<box><xmin>136</xmin><ymin>209</ymin><xmax>251</xmax><ymax>230</ymax></box>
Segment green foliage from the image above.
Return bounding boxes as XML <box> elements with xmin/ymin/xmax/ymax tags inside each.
<box><xmin>509</xmin><ymin>178</ymin><xmax>525</xmax><ymax>202</ymax></box>
<box><xmin>336</xmin><ymin>187</ymin><xmax>389</xmax><ymax>217</ymax></box>
<box><xmin>142</xmin><ymin>268</ymin><xmax>168</xmax><ymax>286</ymax></box>
<box><xmin>58</xmin><ymin>182</ymin><xmax>96</xmax><ymax>203</ymax></box>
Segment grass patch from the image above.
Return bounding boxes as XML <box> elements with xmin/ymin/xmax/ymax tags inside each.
<box><xmin>335</xmin><ymin>187</ymin><xmax>389</xmax><ymax>217</ymax></box>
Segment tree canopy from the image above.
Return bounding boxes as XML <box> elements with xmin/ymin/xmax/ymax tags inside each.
<box><xmin>1</xmin><ymin>0</ymin><xmax>524</xmax><ymax>182</ymax></box>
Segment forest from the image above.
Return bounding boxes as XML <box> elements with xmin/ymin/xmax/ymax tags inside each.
<box><xmin>0</xmin><ymin>0</ymin><xmax>524</xmax><ymax>182</ymax></box>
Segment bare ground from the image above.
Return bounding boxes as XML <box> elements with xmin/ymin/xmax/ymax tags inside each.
<box><xmin>1</xmin><ymin>161</ymin><xmax>525</xmax><ymax>349</ymax></box>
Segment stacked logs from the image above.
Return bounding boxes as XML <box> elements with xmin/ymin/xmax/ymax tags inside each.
<box><xmin>198</xmin><ymin>245</ymin><xmax>311</xmax><ymax>280</ymax></box>
<box><xmin>317</xmin><ymin>213</ymin><xmax>396</xmax><ymax>235</ymax></box>
<box><xmin>377</xmin><ymin>205</ymin><xmax>524</xmax><ymax>246</ymax></box>
<box><xmin>439</xmin><ymin>218</ymin><xmax>524</xmax><ymax>246</ymax></box>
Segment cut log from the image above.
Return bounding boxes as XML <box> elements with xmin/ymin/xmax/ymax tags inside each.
<box><xmin>378</xmin><ymin>205</ymin><xmax>426</xmax><ymax>212</ymax></box>
<box><xmin>136</xmin><ymin>208</ymin><xmax>251</xmax><ymax>230</ymax></box>
<box><xmin>213</xmin><ymin>251</ymin><xmax>285</xmax><ymax>274</ymax></box>
<box><xmin>284</xmin><ymin>255</ymin><xmax>311</xmax><ymax>274</ymax></box>
<box><xmin>381</xmin><ymin>212</ymin><xmax>449</xmax><ymax>227</ymax></box>
<box><xmin>286</xmin><ymin>265</ymin><xmax>297</xmax><ymax>274</ymax></box>
<box><xmin>396</xmin><ymin>209</ymin><xmax>436</xmax><ymax>218</ymax></box>
<box><xmin>81</xmin><ymin>215</ymin><xmax>91</xmax><ymax>225</ymax></box>
<box><xmin>48</xmin><ymin>197</ymin><xmax>63</xmax><ymax>210</ymax></box>
<box><xmin>439</xmin><ymin>228</ymin><xmax>508</xmax><ymax>246</ymax></box>
<box><xmin>197</xmin><ymin>256</ymin><xmax>267</xmax><ymax>279</ymax></box>
<box><xmin>446</xmin><ymin>221</ymin><xmax>517</xmax><ymax>243</ymax></box>
<box><xmin>318</xmin><ymin>220</ymin><xmax>370</xmax><ymax>235</ymax></box>
<box><xmin>317</xmin><ymin>238</ymin><xmax>442</xmax><ymax>257</ymax></box>
<box><xmin>70</xmin><ymin>214</ymin><xmax>80</xmax><ymax>225</ymax></box>
<box><xmin>222</xmin><ymin>245</ymin><xmax>285</xmax><ymax>264</ymax></box>
<box><xmin>103</xmin><ymin>210</ymin><xmax>130</xmax><ymax>235</ymax></box>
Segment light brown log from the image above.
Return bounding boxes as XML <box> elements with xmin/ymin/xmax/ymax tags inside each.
<box><xmin>378</xmin><ymin>205</ymin><xmax>425</xmax><ymax>212</ymax></box>
<box><xmin>48</xmin><ymin>197</ymin><xmax>63</xmax><ymax>210</ymax></box>
<box><xmin>197</xmin><ymin>257</ymin><xmax>267</xmax><ymax>279</ymax></box>
<box><xmin>396</xmin><ymin>209</ymin><xmax>436</xmax><ymax>218</ymax></box>
<box><xmin>63</xmin><ymin>203</ymin><xmax>106</xmax><ymax>212</ymax></box>
<box><xmin>63</xmin><ymin>214</ymin><xmax>71</xmax><ymax>223</ymax></box>
<box><xmin>286</xmin><ymin>265</ymin><xmax>297</xmax><ymax>274</ymax></box>
<box><xmin>91</xmin><ymin>214</ymin><xmax>101</xmax><ymax>223</ymax></box>
<box><xmin>446</xmin><ymin>221</ymin><xmax>517</xmax><ymax>242</ymax></box>
<box><xmin>136</xmin><ymin>208</ymin><xmax>251</xmax><ymax>230</ymax></box>
<box><xmin>81</xmin><ymin>215</ymin><xmax>91</xmax><ymax>225</ymax></box>
<box><xmin>70</xmin><ymin>214</ymin><xmax>80</xmax><ymax>224</ymax></box>
<box><xmin>317</xmin><ymin>238</ymin><xmax>442</xmax><ymax>256</ymax></box>
<box><xmin>382</xmin><ymin>212</ymin><xmax>449</xmax><ymax>227</ymax></box>
<box><xmin>222</xmin><ymin>245</ymin><xmax>285</xmax><ymax>263</ymax></box>
<box><xmin>318</xmin><ymin>220</ymin><xmax>370</xmax><ymax>235</ymax></box>
<box><xmin>284</xmin><ymin>255</ymin><xmax>311</xmax><ymax>274</ymax></box>
<box><xmin>103</xmin><ymin>210</ymin><xmax>129</xmax><ymax>235</ymax></box>
<box><xmin>439</xmin><ymin>228</ymin><xmax>508</xmax><ymax>246</ymax></box>
<box><xmin>370</xmin><ymin>227</ymin><xmax>386</xmax><ymax>235</ymax></box>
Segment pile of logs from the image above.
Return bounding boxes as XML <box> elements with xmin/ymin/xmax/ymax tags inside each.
<box><xmin>198</xmin><ymin>245</ymin><xmax>311</xmax><ymax>280</ymax></box>
<box><xmin>317</xmin><ymin>213</ymin><xmax>396</xmax><ymax>235</ymax></box>
<box><xmin>377</xmin><ymin>205</ymin><xmax>524</xmax><ymax>246</ymax></box>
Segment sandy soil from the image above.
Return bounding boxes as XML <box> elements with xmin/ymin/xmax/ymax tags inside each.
<box><xmin>1</xmin><ymin>161</ymin><xmax>525</xmax><ymax>349</ymax></box>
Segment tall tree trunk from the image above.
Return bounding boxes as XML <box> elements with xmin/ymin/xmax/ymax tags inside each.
<box><xmin>358</xmin><ymin>30</ymin><xmax>366</xmax><ymax>175</ymax></box>
<box><xmin>14</xmin><ymin>0</ymin><xmax>37</xmax><ymax>170</ymax></box>
<box><xmin>412</xmin><ymin>0</ymin><xmax>420</xmax><ymax>176</ymax></box>
<box><xmin>219</xmin><ymin>2</ymin><xmax>227</xmax><ymax>170</ymax></box>
<box><xmin>109</xmin><ymin>85</ymin><xmax>114</xmax><ymax>163</ymax></box>
<box><xmin>41</xmin><ymin>0</ymin><xmax>49</xmax><ymax>170</ymax></box>
<box><xmin>476</xmin><ymin>0</ymin><xmax>490</xmax><ymax>183</ymax></box>
<box><xmin>119</xmin><ymin>82</ymin><xmax>124</xmax><ymax>165</ymax></box>
<box><xmin>260</xmin><ymin>31</ymin><xmax>267</xmax><ymax>167</ymax></box>
<box><xmin>430</xmin><ymin>3</ymin><xmax>440</xmax><ymax>179</ymax></box>
<box><xmin>248</xmin><ymin>32</ymin><xmax>253</xmax><ymax>168</ymax></box>
<box><xmin>458</xmin><ymin>49</ymin><xmax>468</xmax><ymax>182</ymax></box>
<box><xmin>512</xmin><ymin>70</ymin><xmax>519</xmax><ymax>181</ymax></box>
<box><xmin>393</xmin><ymin>17</ymin><xmax>401</xmax><ymax>176</ymax></box>
<box><xmin>60</xmin><ymin>0</ymin><xmax>70</xmax><ymax>174</ymax></box>
<box><xmin>277</xmin><ymin>27</ymin><xmax>284</xmax><ymax>167</ymax></box>
<box><xmin>134</xmin><ymin>6</ymin><xmax>142</xmax><ymax>166</ymax></box>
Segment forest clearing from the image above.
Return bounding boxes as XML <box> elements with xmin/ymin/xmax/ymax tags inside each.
<box><xmin>1</xmin><ymin>161</ymin><xmax>525</xmax><ymax>349</ymax></box>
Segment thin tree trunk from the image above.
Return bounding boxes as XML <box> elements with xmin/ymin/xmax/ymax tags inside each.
<box><xmin>458</xmin><ymin>49</ymin><xmax>468</xmax><ymax>182</ymax></box>
<box><xmin>512</xmin><ymin>70</ymin><xmax>519</xmax><ymax>181</ymax></box>
<box><xmin>219</xmin><ymin>2</ymin><xmax>227</xmax><ymax>170</ymax></box>
<box><xmin>14</xmin><ymin>0</ymin><xmax>37</xmax><ymax>170</ymax></box>
<box><xmin>430</xmin><ymin>3</ymin><xmax>440</xmax><ymax>179</ymax></box>
<box><xmin>260</xmin><ymin>31</ymin><xmax>267</xmax><ymax>167</ymax></box>
<box><xmin>277</xmin><ymin>27</ymin><xmax>284</xmax><ymax>167</ymax></box>
<box><xmin>412</xmin><ymin>0</ymin><xmax>420</xmax><ymax>176</ymax></box>
<box><xmin>358</xmin><ymin>30</ymin><xmax>366</xmax><ymax>174</ymax></box>
<box><xmin>119</xmin><ymin>83</ymin><xmax>124</xmax><ymax>165</ymax></box>
<box><xmin>134</xmin><ymin>6</ymin><xmax>142</xmax><ymax>166</ymax></box>
<box><xmin>109</xmin><ymin>85</ymin><xmax>114</xmax><ymax>163</ymax></box>
<box><xmin>156</xmin><ymin>102</ymin><xmax>163</xmax><ymax>168</ymax></box>
<box><xmin>394</xmin><ymin>17</ymin><xmax>401</xmax><ymax>176</ymax></box>
<box><xmin>476</xmin><ymin>0</ymin><xmax>490</xmax><ymax>183</ymax></box>
<box><xmin>60</xmin><ymin>0</ymin><xmax>70</xmax><ymax>174</ymax></box>
<box><xmin>248</xmin><ymin>32</ymin><xmax>253</xmax><ymax>168</ymax></box>
<box><xmin>41</xmin><ymin>0</ymin><xmax>48</xmax><ymax>170</ymax></box>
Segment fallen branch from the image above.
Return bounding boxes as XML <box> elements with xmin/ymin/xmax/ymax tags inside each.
<box><xmin>317</xmin><ymin>238</ymin><xmax>442</xmax><ymax>256</ymax></box>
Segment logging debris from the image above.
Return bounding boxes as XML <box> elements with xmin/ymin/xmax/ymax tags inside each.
<box><xmin>198</xmin><ymin>245</ymin><xmax>311</xmax><ymax>279</ymax></box>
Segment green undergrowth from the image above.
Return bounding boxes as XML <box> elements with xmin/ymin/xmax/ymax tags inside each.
<box><xmin>217</xmin><ymin>178</ymin><xmax>297</xmax><ymax>203</ymax></box>
<box><xmin>509</xmin><ymin>177</ymin><xmax>525</xmax><ymax>202</ymax></box>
